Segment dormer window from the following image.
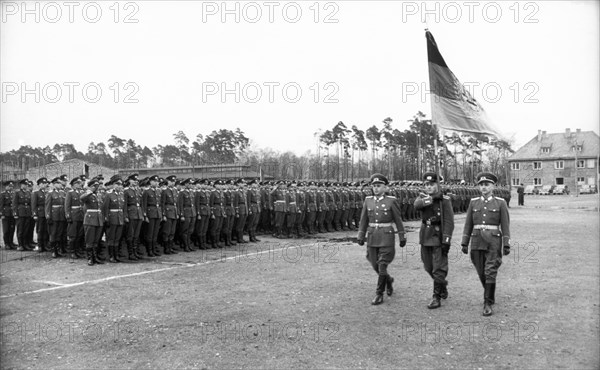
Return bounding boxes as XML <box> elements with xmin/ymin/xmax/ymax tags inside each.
<box><xmin>541</xmin><ymin>147</ymin><xmax>551</xmax><ymax>153</ymax></box>
<box><xmin>572</xmin><ymin>145</ymin><xmax>582</xmax><ymax>152</ymax></box>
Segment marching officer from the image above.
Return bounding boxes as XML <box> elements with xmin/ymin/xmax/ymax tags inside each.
<box><xmin>45</xmin><ymin>177</ymin><xmax>67</xmax><ymax>258</ymax></box>
<box><xmin>81</xmin><ymin>179</ymin><xmax>105</xmax><ymax>265</ymax></box>
<box><xmin>461</xmin><ymin>172</ymin><xmax>511</xmax><ymax>316</ymax></box>
<box><xmin>13</xmin><ymin>179</ymin><xmax>33</xmax><ymax>251</ymax></box>
<box><xmin>31</xmin><ymin>178</ymin><xmax>49</xmax><ymax>252</ymax></box>
<box><xmin>414</xmin><ymin>172</ymin><xmax>454</xmax><ymax>309</ymax></box>
<box><xmin>357</xmin><ymin>173</ymin><xmax>406</xmax><ymax>305</ymax></box>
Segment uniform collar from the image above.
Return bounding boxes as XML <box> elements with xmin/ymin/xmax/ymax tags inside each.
<box><xmin>481</xmin><ymin>195</ymin><xmax>493</xmax><ymax>201</ymax></box>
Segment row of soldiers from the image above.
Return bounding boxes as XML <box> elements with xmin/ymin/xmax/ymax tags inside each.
<box><xmin>1</xmin><ymin>174</ymin><xmax>511</xmax><ymax>265</ymax></box>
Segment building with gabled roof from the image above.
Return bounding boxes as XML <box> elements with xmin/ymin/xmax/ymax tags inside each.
<box><xmin>508</xmin><ymin>129</ymin><xmax>599</xmax><ymax>189</ymax></box>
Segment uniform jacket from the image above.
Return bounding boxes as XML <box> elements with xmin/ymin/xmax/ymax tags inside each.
<box><xmin>102</xmin><ymin>190</ymin><xmax>125</xmax><ymax>225</ymax></box>
<box><xmin>80</xmin><ymin>191</ymin><xmax>104</xmax><ymax>226</ymax></box>
<box><xmin>161</xmin><ymin>187</ymin><xmax>178</xmax><ymax>219</ymax></box>
<box><xmin>178</xmin><ymin>189</ymin><xmax>196</xmax><ymax>218</ymax></box>
<box><xmin>306</xmin><ymin>190</ymin><xmax>317</xmax><ymax>212</ymax></box>
<box><xmin>414</xmin><ymin>192</ymin><xmax>454</xmax><ymax>247</ymax></box>
<box><xmin>142</xmin><ymin>188</ymin><xmax>162</xmax><ymax>219</ymax></box>
<box><xmin>195</xmin><ymin>189</ymin><xmax>211</xmax><ymax>216</ymax></box>
<box><xmin>247</xmin><ymin>189</ymin><xmax>261</xmax><ymax>214</ymax></box>
<box><xmin>358</xmin><ymin>195</ymin><xmax>405</xmax><ymax>247</ymax></box>
<box><xmin>316</xmin><ymin>189</ymin><xmax>328</xmax><ymax>212</ymax></box>
<box><xmin>124</xmin><ymin>187</ymin><xmax>144</xmax><ymax>220</ymax></box>
<box><xmin>65</xmin><ymin>189</ymin><xmax>84</xmax><ymax>222</ymax></box>
<box><xmin>209</xmin><ymin>189</ymin><xmax>224</xmax><ymax>217</ymax></box>
<box><xmin>31</xmin><ymin>189</ymin><xmax>46</xmax><ymax>218</ymax></box>
<box><xmin>1</xmin><ymin>190</ymin><xmax>13</xmax><ymax>217</ymax></box>
<box><xmin>223</xmin><ymin>190</ymin><xmax>236</xmax><ymax>216</ymax></box>
<box><xmin>270</xmin><ymin>188</ymin><xmax>287</xmax><ymax>212</ymax></box>
<box><xmin>45</xmin><ymin>189</ymin><xmax>65</xmax><ymax>221</ymax></box>
<box><xmin>462</xmin><ymin>195</ymin><xmax>510</xmax><ymax>250</ymax></box>
<box><xmin>12</xmin><ymin>189</ymin><xmax>32</xmax><ymax>217</ymax></box>
<box><xmin>235</xmin><ymin>189</ymin><xmax>248</xmax><ymax>215</ymax></box>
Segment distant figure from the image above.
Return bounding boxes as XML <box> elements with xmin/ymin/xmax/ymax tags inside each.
<box><xmin>517</xmin><ymin>183</ymin><xmax>525</xmax><ymax>206</ymax></box>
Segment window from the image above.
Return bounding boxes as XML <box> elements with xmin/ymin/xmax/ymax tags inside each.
<box><xmin>577</xmin><ymin>160</ymin><xmax>585</xmax><ymax>168</ymax></box>
<box><xmin>556</xmin><ymin>178</ymin><xmax>564</xmax><ymax>185</ymax></box>
<box><xmin>511</xmin><ymin>178</ymin><xmax>520</xmax><ymax>186</ymax></box>
<box><xmin>572</xmin><ymin>145</ymin><xmax>582</xmax><ymax>152</ymax></box>
<box><xmin>555</xmin><ymin>161</ymin><xmax>564</xmax><ymax>169</ymax></box>
<box><xmin>541</xmin><ymin>147</ymin><xmax>550</xmax><ymax>153</ymax></box>
<box><xmin>577</xmin><ymin>177</ymin><xmax>585</xmax><ymax>184</ymax></box>
<box><xmin>534</xmin><ymin>178</ymin><xmax>542</xmax><ymax>185</ymax></box>
<box><xmin>511</xmin><ymin>163</ymin><xmax>520</xmax><ymax>170</ymax></box>
<box><xmin>533</xmin><ymin>161</ymin><xmax>542</xmax><ymax>170</ymax></box>
<box><xmin>587</xmin><ymin>159</ymin><xmax>595</xmax><ymax>168</ymax></box>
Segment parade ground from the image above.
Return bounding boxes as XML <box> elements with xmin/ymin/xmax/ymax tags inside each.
<box><xmin>1</xmin><ymin>194</ymin><xmax>598</xmax><ymax>369</ymax></box>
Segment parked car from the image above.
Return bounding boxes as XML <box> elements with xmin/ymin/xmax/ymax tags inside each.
<box><xmin>554</xmin><ymin>185</ymin><xmax>570</xmax><ymax>195</ymax></box>
<box><xmin>579</xmin><ymin>185</ymin><xmax>591</xmax><ymax>194</ymax></box>
<box><xmin>539</xmin><ymin>185</ymin><xmax>555</xmax><ymax>195</ymax></box>
<box><xmin>524</xmin><ymin>185</ymin><xmax>536</xmax><ymax>195</ymax></box>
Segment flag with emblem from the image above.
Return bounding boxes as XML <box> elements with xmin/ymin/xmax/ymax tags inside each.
<box><xmin>426</xmin><ymin>30</ymin><xmax>504</xmax><ymax>139</ymax></box>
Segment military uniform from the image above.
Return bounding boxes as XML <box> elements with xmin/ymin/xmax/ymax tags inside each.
<box><xmin>13</xmin><ymin>181</ymin><xmax>32</xmax><ymax>251</ymax></box>
<box><xmin>194</xmin><ymin>180</ymin><xmax>211</xmax><ymax>249</ymax></box>
<box><xmin>161</xmin><ymin>178</ymin><xmax>179</xmax><ymax>254</ymax></box>
<box><xmin>102</xmin><ymin>176</ymin><xmax>126</xmax><ymax>263</ymax></box>
<box><xmin>81</xmin><ymin>179</ymin><xmax>105</xmax><ymax>265</ymax></box>
<box><xmin>208</xmin><ymin>182</ymin><xmax>225</xmax><ymax>248</ymax></box>
<box><xmin>65</xmin><ymin>179</ymin><xmax>85</xmax><ymax>258</ymax></box>
<box><xmin>31</xmin><ymin>179</ymin><xmax>49</xmax><ymax>252</ymax></box>
<box><xmin>1</xmin><ymin>181</ymin><xmax>16</xmax><ymax>249</ymax></box>
<box><xmin>123</xmin><ymin>174</ymin><xmax>144</xmax><ymax>260</ymax></box>
<box><xmin>233</xmin><ymin>180</ymin><xmax>248</xmax><ymax>244</ymax></box>
<box><xmin>414</xmin><ymin>172</ymin><xmax>455</xmax><ymax>309</ymax></box>
<box><xmin>142</xmin><ymin>176</ymin><xmax>162</xmax><ymax>256</ymax></box>
<box><xmin>246</xmin><ymin>181</ymin><xmax>261</xmax><ymax>242</ymax></box>
<box><xmin>270</xmin><ymin>184</ymin><xmax>287</xmax><ymax>238</ymax></box>
<box><xmin>177</xmin><ymin>179</ymin><xmax>196</xmax><ymax>251</ymax></box>
<box><xmin>462</xmin><ymin>172</ymin><xmax>511</xmax><ymax>316</ymax></box>
<box><xmin>45</xmin><ymin>179</ymin><xmax>67</xmax><ymax>257</ymax></box>
<box><xmin>357</xmin><ymin>174</ymin><xmax>406</xmax><ymax>305</ymax></box>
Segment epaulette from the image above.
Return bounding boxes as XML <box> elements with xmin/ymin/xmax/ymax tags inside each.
<box><xmin>471</xmin><ymin>197</ymin><xmax>480</xmax><ymax>200</ymax></box>
<box><xmin>366</xmin><ymin>196</ymin><xmax>374</xmax><ymax>199</ymax></box>
<box><xmin>386</xmin><ymin>195</ymin><xmax>396</xmax><ymax>199</ymax></box>
<box><xmin>494</xmin><ymin>196</ymin><xmax>506</xmax><ymax>202</ymax></box>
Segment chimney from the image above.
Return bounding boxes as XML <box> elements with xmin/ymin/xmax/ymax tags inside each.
<box><xmin>537</xmin><ymin>130</ymin><xmax>542</xmax><ymax>141</ymax></box>
<box><xmin>576</xmin><ymin>128</ymin><xmax>581</xmax><ymax>133</ymax></box>
<box><xmin>542</xmin><ymin>131</ymin><xmax>547</xmax><ymax>136</ymax></box>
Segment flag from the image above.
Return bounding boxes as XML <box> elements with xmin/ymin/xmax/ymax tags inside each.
<box><xmin>426</xmin><ymin>30</ymin><xmax>504</xmax><ymax>139</ymax></box>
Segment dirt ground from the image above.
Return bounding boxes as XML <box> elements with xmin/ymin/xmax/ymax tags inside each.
<box><xmin>1</xmin><ymin>194</ymin><xmax>598</xmax><ymax>369</ymax></box>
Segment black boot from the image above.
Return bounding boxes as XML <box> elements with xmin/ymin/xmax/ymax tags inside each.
<box><xmin>51</xmin><ymin>242</ymin><xmax>62</xmax><ymax>258</ymax></box>
<box><xmin>94</xmin><ymin>248</ymin><xmax>104</xmax><ymax>264</ymax></box>
<box><xmin>386</xmin><ymin>276</ymin><xmax>394</xmax><ymax>296</ymax></box>
<box><xmin>87</xmin><ymin>248</ymin><xmax>95</xmax><ymax>266</ymax></box>
<box><xmin>440</xmin><ymin>283</ymin><xmax>448</xmax><ymax>300</ymax></box>
<box><xmin>427</xmin><ymin>282</ymin><xmax>442</xmax><ymax>309</ymax></box>
<box><xmin>483</xmin><ymin>283</ymin><xmax>493</xmax><ymax>316</ymax></box>
<box><xmin>489</xmin><ymin>283</ymin><xmax>496</xmax><ymax>305</ymax></box>
<box><xmin>109</xmin><ymin>245</ymin><xmax>117</xmax><ymax>263</ymax></box>
<box><xmin>372</xmin><ymin>275</ymin><xmax>387</xmax><ymax>305</ymax></box>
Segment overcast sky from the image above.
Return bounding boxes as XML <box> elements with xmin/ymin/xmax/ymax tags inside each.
<box><xmin>1</xmin><ymin>0</ymin><xmax>598</xmax><ymax>156</ymax></box>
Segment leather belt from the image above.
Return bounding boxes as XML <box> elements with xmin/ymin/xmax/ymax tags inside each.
<box><xmin>86</xmin><ymin>209</ymin><xmax>101</xmax><ymax>212</ymax></box>
<box><xmin>109</xmin><ymin>209</ymin><xmax>123</xmax><ymax>212</ymax></box>
<box><xmin>369</xmin><ymin>222</ymin><xmax>394</xmax><ymax>228</ymax></box>
<box><xmin>71</xmin><ymin>206</ymin><xmax>81</xmax><ymax>209</ymax></box>
<box><xmin>473</xmin><ymin>224</ymin><xmax>499</xmax><ymax>230</ymax></box>
<box><xmin>289</xmin><ymin>202</ymin><xmax>296</xmax><ymax>204</ymax></box>
<box><xmin>52</xmin><ymin>205</ymin><xmax>63</xmax><ymax>208</ymax></box>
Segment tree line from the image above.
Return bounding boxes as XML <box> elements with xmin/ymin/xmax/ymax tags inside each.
<box><xmin>0</xmin><ymin>112</ymin><xmax>514</xmax><ymax>183</ymax></box>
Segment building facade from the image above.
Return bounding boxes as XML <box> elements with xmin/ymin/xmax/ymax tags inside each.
<box><xmin>508</xmin><ymin>129</ymin><xmax>599</xmax><ymax>189</ymax></box>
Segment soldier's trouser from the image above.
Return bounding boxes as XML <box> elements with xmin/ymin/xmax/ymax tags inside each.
<box><xmin>15</xmin><ymin>217</ymin><xmax>30</xmax><ymax>247</ymax></box>
<box><xmin>84</xmin><ymin>225</ymin><xmax>103</xmax><ymax>252</ymax></box>
<box><xmin>67</xmin><ymin>221</ymin><xmax>84</xmax><ymax>254</ymax></box>
<box><xmin>235</xmin><ymin>213</ymin><xmax>247</xmax><ymax>239</ymax></box>
<box><xmin>245</xmin><ymin>212</ymin><xmax>256</xmax><ymax>235</ymax></box>
<box><xmin>366</xmin><ymin>246</ymin><xmax>395</xmax><ymax>294</ymax></box>
<box><xmin>145</xmin><ymin>218</ymin><xmax>161</xmax><ymax>248</ymax></box>
<box><xmin>325</xmin><ymin>209</ymin><xmax>335</xmax><ymax>229</ymax></box>
<box><xmin>345</xmin><ymin>208</ymin><xmax>354</xmax><ymax>228</ymax></box>
<box><xmin>316</xmin><ymin>211</ymin><xmax>326</xmax><ymax>231</ymax></box>
<box><xmin>333</xmin><ymin>209</ymin><xmax>343</xmax><ymax>229</ymax></box>
<box><xmin>420</xmin><ymin>245</ymin><xmax>448</xmax><ymax>286</ymax></box>
<box><xmin>249</xmin><ymin>211</ymin><xmax>260</xmax><ymax>238</ymax></box>
<box><xmin>48</xmin><ymin>220</ymin><xmax>66</xmax><ymax>243</ymax></box>
<box><xmin>274</xmin><ymin>211</ymin><xmax>286</xmax><ymax>234</ymax></box>
<box><xmin>2</xmin><ymin>216</ymin><xmax>16</xmax><ymax>247</ymax></box>
<box><xmin>106</xmin><ymin>223</ymin><xmax>123</xmax><ymax>248</ymax></box>
<box><xmin>35</xmin><ymin>217</ymin><xmax>48</xmax><ymax>249</ymax></box>
<box><xmin>199</xmin><ymin>216</ymin><xmax>210</xmax><ymax>242</ymax></box>
<box><xmin>518</xmin><ymin>194</ymin><xmax>524</xmax><ymax>205</ymax></box>
<box><xmin>210</xmin><ymin>216</ymin><xmax>223</xmax><ymax>244</ymax></box>
<box><xmin>305</xmin><ymin>211</ymin><xmax>316</xmax><ymax>232</ymax></box>
<box><xmin>353</xmin><ymin>207</ymin><xmax>360</xmax><ymax>227</ymax></box>
<box><xmin>470</xmin><ymin>249</ymin><xmax>502</xmax><ymax>285</ymax></box>
<box><xmin>226</xmin><ymin>214</ymin><xmax>235</xmax><ymax>237</ymax></box>
<box><xmin>161</xmin><ymin>218</ymin><xmax>176</xmax><ymax>245</ymax></box>
<box><xmin>286</xmin><ymin>212</ymin><xmax>296</xmax><ymax>234</ymax></box>
<box><xmin>26</xmin><ymin>217</ymin><xmax>35</xmax><ymax>244</ymax></box>
<box><xmin>179</xmin><ymin>217</ymin><xmax>192</xmax><ymax>248</ymax></box>
<box><xmin>126</xmin><ymin>218</ymin><xmax>142</xmax><ymax>251</ymax></box>
<box><xmin>294</xmin><ymin>211</ymin><xmax>304</xmax><ymax>232</ymax></box>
